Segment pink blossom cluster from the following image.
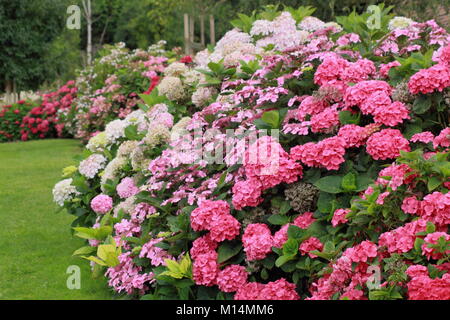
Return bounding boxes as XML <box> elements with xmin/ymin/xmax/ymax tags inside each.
<box><xmin>235</xmin><ymin>278</ymin><xmax>300</xmax><ymax>300</ymax></box>
<box><xmin>299</xmin><ymin>237</ymin><xmax>324</xmax><ymax>258</ymax></box>
<box><xmin>105</xmin><ymin>252</ymin><xmax>153</xmax><ymax>295</ymax></box>
<box><xmin>379</xmin><ymin>219</ymin><xmax>427</xmax><ymax>254</ymax></box>
<box><xmin>376</xmin><ymin>163</ymin><xmax>414</xmax><ymax>190</ymax></box>
<box><xmin>116</xmin><ymin>177</ymin><xmax>140</xmax><ymax>199</ymax></box>
<box><xmin>139</xmin><ymin>238</ymin><xmax>173</xmax><ymax>266</ymax></box>
<box><xmin>217</xmin><ymin>265</ymin><xmax>249</xmax><ymax>292</ymax></box>
<box><xmin>332</xmin><ymin>208</ymin><xmax>350</xmax><ymax>227</ymax></box>
<box><xmin>408</xmin><ymin>63</ymin><xmax>450</xmax><ymax>95</ymax></box>
<box><xmin>314</xmin><ymin>55</ymin><xmax>376</xmax><ymax>94</ymax></box>
<box><xmin>91</xmin><ymin>194</ymin><xmax>113</xmax><ymax>214</ymax></box>
<box><xmin>273</xmin><ymin>212</ymin><xmax>316</xmax><ymax>248</ymax></box>
<box><xmin>233</xmin><ymin>136</ymin><xmax>303</xmax><ymax>210</ymax></box>
<box><xmin>242</xmin><ymin>223</ymin><xmax>273</xmax><ymax>261</ymax></box>
<box><xmin>290</xmin><ymin>136</ymin><xmax>346</xmax><ymax>170</ymax></box>
<box><xmin>190</xmin><ymin>200</ymin><xmax>240</xmax><ymax>242</ymax></box>
<box><xmin>403</xmin><ymin>192</ymin><xmax>450</xmax><ymax>226</ymax></box>
<box><xmin>366</xmin><ymin>129</ymin><xmax>410</xmax><ymax>160</ymax></box>
<box><xmin>406</xmin><ymin>265</ymin><xmax>450</xmax><ymax>300</ymax></box>
<box><xmin>421</xmin><ymin>232</ymin><xmax>450</xmax><ymax>260</ymax></box>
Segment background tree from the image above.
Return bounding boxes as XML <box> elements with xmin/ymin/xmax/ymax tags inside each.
<box><xmin>0</xmin><ymin>0</ymin><xmax>67</xmax><ymax>98</ymax></box>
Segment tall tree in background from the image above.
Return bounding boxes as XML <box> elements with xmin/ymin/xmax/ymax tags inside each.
<box><xmin>0</xmin><ymin>0</ymin><xmax>66</xmax><ymax>98</ymax></box>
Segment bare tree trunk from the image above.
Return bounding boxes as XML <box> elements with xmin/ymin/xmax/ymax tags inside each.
<box><xmin>5</xmin><ymin>80</ymin><xmax>12</xmax><ymax>104</ymax></box>
<box><xmin>184</xmin><ymin>14</ymin><xmax>190</xmax><ymax>55</ymax></box>
<box><xmin>82</xmin><ymin>0</ymin><xmax>93</xmax><ymax>65</ymax></box>
<box><xmin>209</xmin><ymin>15</ymin><xmax>215</xmax><ymax>46</ymax></box>
<box><xmin>200</xmin><ymin>15</ymin><xmax>205</xmax><ymax>47</ymax></box>
<box><xmin>189</xmin><ymin>15</ymin><xmax>194</xmax><ymax>55</ymax></box>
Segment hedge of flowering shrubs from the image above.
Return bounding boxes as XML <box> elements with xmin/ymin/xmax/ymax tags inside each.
<box><xmin>0</xmin><ymin>100</ymin><xmax>36</xmax><ymax>142</ymax></box>
<box><xmin>0</xmin><ymin>41</ymin><xmax>176</xmax><ymax>143</ymax></box>
<box><xmin>54</xmin><ymin>5</ymin><xmax>450</xmax><ymax>300</ymax></box>
<box><xmin>61</xmin><ymin>41</ymin><xmax>180</xmax><ymax>142</ymax></box>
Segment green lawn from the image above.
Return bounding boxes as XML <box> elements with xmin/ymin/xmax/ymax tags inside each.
<box><xmin>0</xmin><ymin>139</ymin><xmax>111</xmax><ymax>300</ymax></box>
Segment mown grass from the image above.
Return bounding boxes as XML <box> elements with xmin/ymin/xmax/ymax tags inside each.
<box><xmin>0</xmin><ymin>139</ymin><xmax>111</xmax><ymax>300</ymax></box>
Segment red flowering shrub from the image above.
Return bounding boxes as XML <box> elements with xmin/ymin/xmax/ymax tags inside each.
<box><xmin>19</xmin><ymin>81</ymin><xmax>77</xmax><ymax>141</ymax></box>
<box><xmin>0</xmin><ymin>100</ymin><xmax>36</xmax><ymax>142</ymax></box>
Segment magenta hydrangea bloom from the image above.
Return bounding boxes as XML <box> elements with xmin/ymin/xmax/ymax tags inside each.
<box><xmin>91</xmin><ymin>194</ymin><xmax>113</xmax><ymax>214</ymax></box>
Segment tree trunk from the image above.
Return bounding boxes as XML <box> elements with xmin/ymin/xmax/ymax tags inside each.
<box><xmin>209</xmin><ymin>15</ymin><xmax>215</xmax><ymax>46</ymax></box>
<box><xmin>82</xmin><ymin>0</ymin><xmax>93</xmax><ymax>65</ymax></box>
<box><xmin>5</xmin><ymin>80</ymin><xmax>12</xmax><ymax>104</ymax></box>
<box><xmin>184</xmin><ymin>14</ymin><xmax>190</xmax><ymax>55</ymax></box>
<box><xmin>200</xmin><ymin>15</ymin><xmax>205</xmax><ymax>47</ymax></box>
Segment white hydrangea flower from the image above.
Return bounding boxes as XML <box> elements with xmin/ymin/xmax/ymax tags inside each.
<box><xmin>250</xmin><ymin>19</ymin><xmax>274</xmax><ymax>36</ymax></box>
<box><xmin>142</xmin><ymin>124</ymin><xmax>171</xmax><ymax>148</ymax></box>
<box><xmin>78</xmin><ymin>154</ymin><xmax>107</xmax><ymax>179</ymax></box>
<box><xmin>388</xmin><ymin>16</ymin><xmax>414</xmax><ymax>30</ymax></box>
<box><xmin>184</xmin><ymin>70</ymin><xmax>204</xmax><ymax>86</ymax></box>
<box><xmin>157</xmin><ymin>76</ymin><xmax>186</xmax><ymax>101</ymax></box>
<box><xmin>87</xmin><ymin>132</ymin><xmax>107</xmax><ymax>152</ymax></box>
<box><xmin>101</xmin><ymin>156</ymin><xmax>127</xmax><ymax>190</ymax></box>
<box><xmin>298</xmin><ymin>16</ymin><xmax>325</xmax><ymax>32</ymax></box>
<box><xmin>164</xmin><ymin>62</ymin><xmax>189</xmax><ymax>77</ymax></box>
<box><xmin>170</xmin><ymin>117</ymin><xmax>191</xmax><ymax>143</ymax></box>
<box><xmin>194</xmin><ymin>49</ymin><xmax>210</xmax><ymax>68</ymax></box>
<box><xmin>105</xmin><ymin>119</ymin><xmax>127</xmax><ymax>144</ymax></box>
<box><xmin>117</xmin><ymin>141</ymin><xmax>139</xmax><ymax>158</ymax></box>
<box><xmin>192</xmin><ymin>87</ymin><xmax>217</xmax><ymax>107</ymax></box>
<box><xmin>53</xmin><ymin>179</ymin><xmax>80</xmax><ymax>207</ymax></box>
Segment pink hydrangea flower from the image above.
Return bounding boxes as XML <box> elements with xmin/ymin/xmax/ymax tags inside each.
<box><xmin>421</xmin><ymin>232</ymin><xmax>450</xmax><ymax>260</ymax></box>
<box><xmin>433</xmin><ymin>127</ymin><xmax>450</xmax><ymax>148</ymax></box>
<box><xmin>293</xmin><ymin>211</ymin><xmax>316</xmax><ymax>229</ymax></box>
<box><xmin>190</xmin><ymin>233</ymin><xmax>218</xmax><ymax>260</ymax></box>
<box><xmin>242</xmin><ymin>223</ymin><xmax>273</xmax><ymax>261</ymax></box>
<box><xmin>411</xmin><ymin>131</ymin><xmax>434</xmax><ymax>143</ymax></box>
<box><xmin>343</xmin><ymin>241</ymin><xmax>378</xmax><ymax>263</ymax></box>
<box><xmin>300</xmin><ymin>237</ymin><xmax>324</xmax><ymax>258</ymax></box>
<box><xmin>259</xmin><ymin>278</ymin><xmax>300</xmax><ymax>300</ymax></box>
<box><xmin>372</xmin><ymin>101</ymin><xmax>410</xmax><ymax>126</ymax></box>
<box><xmin>234</xmin><ymin>282</ymin><xmax>266</xmax><ymax>300</ymax></box>
<box><xmin>332</xmin><ymin>208</ymin><xmax>350</xmax><ymax>227</ymax></box>
<box><xmin>366</xmin><ymin>129</ymin><xmax>410</xmax><ymax>160</ymax></box>
<box><xmin>401</xmin><ymin>196</ymin><xmax>420</xmax><ymax>214</ymax></box>
<box><xmin>232</xmin><ymin>179</ymin><xmax>263</xmax><ymax>211</ymax></box>
<box><xmin>192</xmin><ymin>251</ymin><xmax>219</xmax><ymax>287</ymax></box>
<box><xmin>337</xmin><ymin>124</ymin><xmax>369</xmax><ymax>148</ymax></box>
<box><xmin>217</xmin><ymin>265</ymin><xmax>249</xmax><ymax>292</ymax></box>
<box><xmin>190</xmin><ymin>200</ymin><xmax>230</xmax><ymax>231</ymax></box>
<box><xmin>91</xmin><ymin>194</ymin><xmax>113</xmax><ymax>214</ymax></box>
<box><xmin>116</xmin><ymin>177</ymin><xmax>139</xmax><ymax>199</ymax></box>
<box><xmin>379</xmin><ymin>219</ymin><xmax>427</xmax><ymax>254</ymax></box>
<box><xmin>408</xmin><ymin>63</ymin><xmax>450</xmax><ymax>95</ymax></box>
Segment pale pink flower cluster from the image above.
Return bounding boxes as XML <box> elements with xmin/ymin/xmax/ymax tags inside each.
<box><xmin>235</xmin><ymin>278</ymin><xmax>299</xmax><ymax>300</ymax></box>
<box><xmin>139</xmin><ymin>238</ymin><xmax>173</xmax><ymax>266</ymax></box>
<box><xmin>376</xmin><ymin>163</ymin><xmax>414</xmax><ymax>190</ymax></box>
<box><xmin>116</xmin><ymin>177</ymin><xmax>140</xmax><ymax>199</ymax></box>
<box><xmin>78</xmin><ymin>154</ymin><xmax>107</xmax><ymax>179</ymax></box>
<box><xmin>290</xmin><ymin>136</ymin><xmax>346</xmax><ymax>170</ymax></box>
<box><xmin>366</xmin><ymin>129</ymin><xmax>410</xmax><ymax>160</ymax></box>
<box><xmin>91</xmin><ymin>194</ymin><xmax>113</xmax><ymax>214</ymax></box>
<box><xmin>337</xmin><ymin>124</ymin><xmax>370</xmax><ymax>148</ymax></box>
<box><xmin>433</xmin><ymin>127</ymin><xmax>450</xmax><ymax>148</ymax></box>
<box><xmin>105</xmin><ymin>252</ymin><xmax>153</xmax><ymax>295</ymax></box>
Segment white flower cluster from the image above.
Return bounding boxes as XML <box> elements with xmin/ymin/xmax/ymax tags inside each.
<box><xmin>142</xmin><ymin>124</ymin><xmax>171</xmax><ymax>148</ymax></box>
<box><xmin>52</xmin><ymin>179</ymin><xmax>80</xmax><ymax>207</ymax></box>
<box><xmin>164</xmin><ymin>62</ymin><xmax>189</xmax><ymax>77</ymax></box>
<box><xmin>101</xmin><ymin>156</ymin><xmax>128</xmax><ymax>191</ymax></box>
<box><xmin>157</xmin><ymin>76</ymin><xmax>187</xmax><ymax>101</ymax></box>
<box><xmin>192</xmin><ymin>87</ymin><xmax>218</xmax><ymax>108</ymax></box>
<box><xmin>388</xmin><ymin>16</ymin><xmax>414</xmax><ymax>30</ymax></box>
<box><xmin>105</xmin><ymin>119</ymin><xmax>127</xmax><ymax>144</ymax></box>
<box><xmin>298</xmin><ymin>16</ymin><xmax>325</xmax><ymax>32</ymax></box>
<box><xmin>79</xmin><ymin>154</ymin><xmax>107</xmax><ymax>179</ymax></box>
<box><xmin>87</xmin><ymin>132</ymin><xmax>108</xmax><ymax>152</ymax></box>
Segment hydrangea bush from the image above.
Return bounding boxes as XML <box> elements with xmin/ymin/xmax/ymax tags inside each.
<box><xmin>54</xmin><ymin>5</ymin><xmax>450</xmax><ymax>300</ymax></box>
